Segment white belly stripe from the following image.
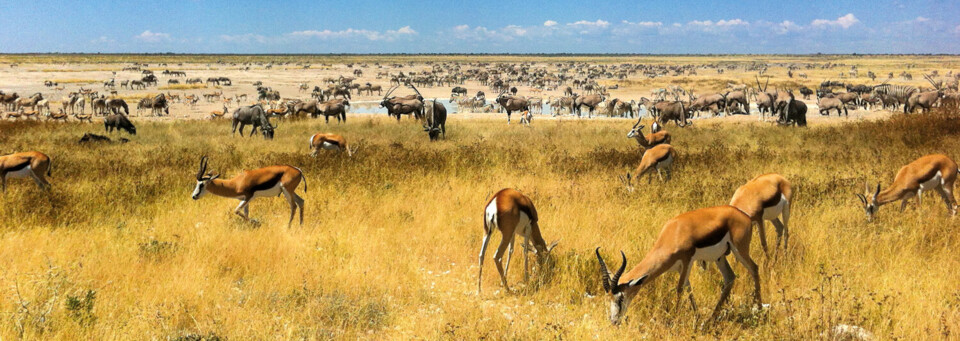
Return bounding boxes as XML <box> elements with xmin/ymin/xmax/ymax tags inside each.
<box><xmin>5</xmin><ymin>166</ymin><xmax>33</xmax><ymax>179</ymax></box>
<box><xmin>919</xmin><ymin>171</ymin><xmax>943</xmax><ymax>191</ymax></box>
<box><xmin>691</xmin><ymin>234</ymin><xmax>731</xmax><ymax>262</ymax></box>
<box><xmin>762</xmin><ymin>195</ymin><xmax>787</xmax><ymax>220</ymax></box>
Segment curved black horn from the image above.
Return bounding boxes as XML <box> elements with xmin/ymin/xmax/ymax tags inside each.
<box><xmin>196</xmin><ymin>156</ymin><xmax>209</xmax><ymax>180</ymax></box>
<box><xmin>610</xmin><ymin>250</ymin><xmax>627</xmax><ymax>290</ymax></box>
<box><xmin>595</xmin><ymin>248</ymin><xmax>612</xmax><ymax>293</ymax></box>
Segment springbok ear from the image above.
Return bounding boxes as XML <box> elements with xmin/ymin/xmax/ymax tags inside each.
<box><xmin>627</xmin><ymin>275</ymin><xmax>647</xmax><ymax>287</ymax></box>
<box><xmin>873</xmin><ymin>183</ymin><xmax>881</xmax><ymax>199</ymax></box>
<box><xmin>547</xmin><ymin>240</ymin><xmax>559</xmax><ymax>252</ymax></box>
<box><xmin>210</xmin><ymin>174</ymin><xmax>220</xmax><ymax>180</ymax></box>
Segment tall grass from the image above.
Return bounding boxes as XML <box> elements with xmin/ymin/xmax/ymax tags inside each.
<box><xmin>1</xmin><ymin>110</ymin><xmax>960</xmax><ymax>339</ymax></box>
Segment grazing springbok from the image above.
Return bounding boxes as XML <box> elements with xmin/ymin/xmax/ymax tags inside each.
<box><xmin>191</xmin><ymin>156</ymin><xmax>307</xmax><ymax>227</ymax></box>
<box><xmin>626</xmin><ymin>120</ymin><xmax>671</xmax><ymax>150</ymax></box>
<box><xmin>1</xmin><ymin>151</ymin><xmax>52</xmax><ymax>192</ymax></box>
<box><xmin>857</xmin><ymin>154</ymin><xmax>958</xmax><ymax>221</ymax></box>
<box><xmin>308</xmin><ymin>133</ymin><xmax>356</xmax><ymax>157</ymax></box>
<box><xmin>620</xmin><ymin>144</ymin><xmax>676</xmax><ymax>191</ymax></box>
<box><xmin>478</xmin><ymin>188</ymin><xmax>558</xmax><ymax>294</ymax></box>
<box><xmin>596</xmin><ymin>205</ymin><xmax>761</xmax><ymax>325</ymax></box>
<box><xmin>729</xmin><ymin>173</ymin><xmax>792</xmax><ymax>255</ymax></box>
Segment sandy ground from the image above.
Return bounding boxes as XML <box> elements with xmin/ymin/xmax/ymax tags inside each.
<box><xmin>0</xmin><ymin>62</ymin><xmax>898</xmax><ymax>125</ymax></box>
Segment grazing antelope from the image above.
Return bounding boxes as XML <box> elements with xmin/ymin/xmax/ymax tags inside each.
<box><xmin>626</xmin><ymin>120</ymin><xmax>671</xmax><ymax>150</ymax></box>
<box><xmin>309</xmin><ymin>133</ymin><xmax>356</xmax><ymax>157</ymax></box>
<box><xmin>191</xmin><ymin>156</ymin><xmax>307</xmax><ymax>227</ymax></box>
<box><xmin>4</xmin><ymin>109</ymin><xmax>23</xmax><ymax>120</ymax></box>
<box><xmin>73</xmin><ymin>112</ymin><xmax>93</xmax><ymax>123</ymax></box>
<box><xmin>19</xmin><ymin>109</ymin><xmax>40</xmax><ymax>121</ymax></box>
<box><xmin>478</xmin><ymin>188</ymin><xmax>558</xmax><ymax>294</ymax></box>
<box><xmin>47</xmin><ymin>109</ymin><xmax>69</xmax><ymax>122</ymax></box>
<box><xmin>729</xmin><ymin>173</ymin><xmax>792</xmax><ymax>255</ymax></box>
<box><xmin>620</xmin><ymin>144</ymin><xmax>676</xmax><ymax>191</ymax></box>
<box><xmin>857</xmin><ymin>154</ymin><xmax>958</xmax><ymax>221</ymax></box>
<box><xmin>595</xmin><ymin>205</ymin><xmax>761</xmax><ymax>325</ymax></box>
<box><xmin>1</xmin><ymin>151</ymin><xmax>52</xmax><ymax>192</ymax></box>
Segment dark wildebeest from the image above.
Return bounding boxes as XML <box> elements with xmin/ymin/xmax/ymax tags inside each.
<box><xmin>451</xmin><ymin>86</ymin><xmax>468</xmax><ymax>97</ymax></box>
<box><xmin>104</xmin><ymin>114</ymin><xmax>137</xmax><ymax>134</ymax></box>
<box><xmin>423</xmin><ymin>99</ymin><xmax>447</xmax><ymax>140</ymax></box>
<box><xmin>775</xmin><ymin>92</ymin><xmax>807</xmax><ymax>127</ymax></box>
<box><xmin>232</xmin><ymin>104</ymin><xmax>275</xmax><ymax>139</ymax></box>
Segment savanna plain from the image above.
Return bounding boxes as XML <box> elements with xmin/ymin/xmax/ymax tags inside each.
<box><xmin>2</xmin><ymin>55</ymin><xmax>960</xmax><ymax>340</ymax></box>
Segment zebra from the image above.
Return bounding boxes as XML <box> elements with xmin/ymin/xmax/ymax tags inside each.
<box><xmin>872</xmin><ymin>84</ymin><xmax>917</xmax><ymax>112</ymax></box>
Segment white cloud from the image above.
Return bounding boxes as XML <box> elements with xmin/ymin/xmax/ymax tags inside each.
<box><xmin>621</xmin><ymin>20</ymin><xmax>662</xmax><ymax>28</ymax></box>
<box><xmin>289</xmin><ymin>26</ymin><xmax>416</xmax><ymax>41</ymax></box>
<box><xmin>502</xmin><ymin>25</ymin><xmax>527</xmax><ymax>36</ymax></box>
<box><xmin>90</xmin><ymin>36</ymin><xmax>115</xmax><ymax>44</ymax></box>
<box><xmin>716</xmin><ymin>19</ymin><xmax>748</xmax><ymax>26</ymax></box>
<box><xmin>543</xmin><ymin>20</ymin><xmax>558</xmax><ymax>27</ymax></box>
<box><xmin>219</xmin><ymin>34</ymin><xmax>269</xmax><ymax>44</ymax></box>
<box><xmin>134</xmin><ymin>30</ymin><xmax>170</xmax><ymax>43</ymax></box>
<box><xmin>811</xmin><ymin>13</ymin><xmax>859</xmax><ymax>29</ymax></box>
<box><xmin>915</xmin><ymin>16</ymin><xmax>930</xmax><ymax>23</ymax></box>
<box><xmin>567</xmin><ymin>19</ymin><xmax>610</xmax><ymax>28</ymax></box>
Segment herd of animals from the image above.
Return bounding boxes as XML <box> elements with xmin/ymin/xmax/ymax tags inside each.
<box><xmin>2</xmin><ymin>59</ymin><xmax>960</xmax><ymax>329</ymax></box>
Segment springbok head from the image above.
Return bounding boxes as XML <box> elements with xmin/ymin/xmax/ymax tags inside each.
<box><xmin>596</xmin><ymin>248</ymin><xmax>646</xmax><ymax>325</ymax></box>
<box><xmin>856</xmin><ymin>181</ymin><xmax>881</xmax><ymax>221</ymax></box>
<box><xmin>626</xmin><ymin>119</ymin><xmax>644</xmax><ymax>139</ymax></box>
<box><xmin>191</xmin><ymin>156</ymin><xmax>220</xmax><ymax>200</ymax></box>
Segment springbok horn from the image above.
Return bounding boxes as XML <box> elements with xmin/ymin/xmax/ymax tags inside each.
<box><xmin>610</xmin><ymin>251</ymin><xmax>627</xmax><ymax>292</ymax></box>
<box><xmin>595</xmin><ymin>248</ymin><xmax>612</xmax><ymax>293</ymax></box>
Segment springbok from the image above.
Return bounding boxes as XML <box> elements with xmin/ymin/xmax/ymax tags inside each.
<box><xmin>857</xmin><ymin>154</ymin><xmax>958</xmax><ymax>221</ymax></box>
<box><xmin>1</xmin><ymin>151</ymin><xmax>52</xmax><ymax>192</ymax></box>
<box><xmin>620</xmin><ymin>144</ymin><xmax>676</xmax><ymax>191</ymax></box>
<box><xmin>729</xmin><ymin>173</ymin><xmax>792</xmax><ymax>255</ymax></box>
<box><xmin>595</xmin><ymin>205</ymin><xmax>761</xmax><ymax>325</ymax></box>
<box><xmin>308</xmin><ymin>133</ymin><xmax>356</xmax><ymax>157</ymax></box>
<box><xmin>191</xmin><ymin>156</ymin><xmax>307</xmax><ymax>227</ymax></box>
<box><xmin>626</xmin><ymin>120</ymin><xmax>671</xmax><ymax>150</ymax></box>
<box><xmin>478</xmin><ymin>188</ymin><xmax>558</xmax><ymax>294</ymax></box>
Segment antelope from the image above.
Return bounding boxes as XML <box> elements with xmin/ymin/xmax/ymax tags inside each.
<box><xmin>620</xmin><ymin>144</ymin><xmax>676</xmax><ymax>191</ymax></box>
<box><xmin>857</xmin><ymin>154</ymin><xmax>958</xmax><ymax>221</ymax></box>
<box><xmin>308</xmin><ymin>133</ymin><xmax>356</xmax><ymax>157</ymax></box>
<box><xmin>74</xmin><ymin>112</ymin><xmax>93</xmax><ymax>123</ymax></box>
<box><xmin>1</xmin><ymin>151</ymin><xmax>52</xmax><ymax>192</ymax></box>
<box><xmin>4</xmin><ymin>109</ymin><xmax>23</xmax><ymax>120</ymax></box>
<box><xmin>595</xmin><ymin>205</ymin><xmax>761</xmax><ymax>325</ymax></box>
<box><xmin>518</xmin><ymin>110</ymin><xmax>532</xmax><ymax>126</ymax></box>
<box><xmin>19</xmin><ymin>109</ymin><xmax>40</xmax><ymax>120</ymax></box>
<box><xmin>210</xmin><ymin>105</ymin><xmax>228</xmax><ymax>120</ymax></box>
<box><xmin>191</xmin><ymin>156</ymin><xmax>307</xmax><ymax>227</ymax></box>
<box><xmin>626</xmin><ymin>120</ymin><xmax>671</xmax><ymax>150</ymax></box>
<box><xmin>478</xmin><ymin>188</ymin><xmax>558</xmax><ymax>294</ymax></box>
<box><xmin>47</xmin><ymin>109</ymin><xmax>69</xmax><ymax>122</ymax></box>
<box><xmin>729</xmin><ymin>173</ymin><xmax>792</xmax><ymax>255</ymax></box>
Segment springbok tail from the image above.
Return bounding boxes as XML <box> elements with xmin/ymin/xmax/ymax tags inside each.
<box><xmin>293</xmin><ymin>166</ymin><xmax>307</xmax><ymax>192</ymax></box>
<box><xmin>47</xmin><ymin>158</ymin><xmax>52</xmax><ymax>177</ymax></box>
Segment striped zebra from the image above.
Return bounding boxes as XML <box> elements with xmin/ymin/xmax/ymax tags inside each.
<box><xmin>872</xmin><ymin>84</ymin><xmax>918</xmax><ymax>112</ymax></box>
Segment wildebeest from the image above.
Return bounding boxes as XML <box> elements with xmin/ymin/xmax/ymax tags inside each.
<box><xmin>451</xmin><ymin>86</ymin><xmax>468</xmax><ymax>97</ymax></box>
<box><xmin>775</xmin><ymin>92</ymin><xmax>807</xmax><ymax>126</ymax></box>
<box><xmin>106</xmin><ymin>98</ymin><xmax>129</xmax><ymax>115</ymax></box>
<box><xmin>78</xmin><ymin>133</ymin><xmax>129</xmax><ymax>144</ymax></box>
<box><xmin>423</xmin><ymin>100</ymin><xmax>447</xmax><ymax>140</ymax></box>
<box><xmin>104</xmin><ymin>114</ymin><xmax>137</xmax><ymax>135</ymax></box>
<box><xmin>232</xmin><ymin>104</ymin><xmax>275</xmax><ymax>139</ymax></box>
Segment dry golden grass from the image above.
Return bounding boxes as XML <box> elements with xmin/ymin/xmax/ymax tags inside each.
<box><xmin>2</xmin><ymin>108</ymin><xmax>960</xmax><ymax>339</ymax></box>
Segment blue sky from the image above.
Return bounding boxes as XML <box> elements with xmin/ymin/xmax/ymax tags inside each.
<box><xmin>1</xmin><ymin>0</ymin><xmax>958</xmax><ymax>54</ymax></box>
